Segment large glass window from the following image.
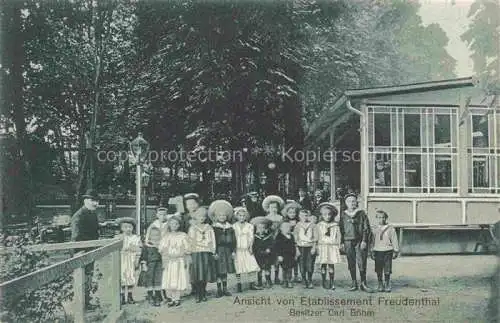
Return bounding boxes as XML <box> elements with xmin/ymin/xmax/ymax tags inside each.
<box><xmin>435</xmin><ymin>155</ymin><xmax>452</xmax><ymax>187</ymax></box>
<box><xmin>435</xmin><ymin>115</ymin><xmax>451</xmax><ymax>146</ymax></box>
<box><xmin>471</xmin><ymin>115</ymin><xmax>489</xmax><ymax>147</ymax></box>
<box><xmin>404</xmin><ymin>114</ymin><xmax>420</xmax><ymax>146</ymax></box>
<box><xmin>374</xmin><ymin>153</ymin><xmax>391</xmax><ymax>186</ymax></box>
<box><xmin>404</xmin><ymin>154</ymin><xmax>421</xmax><ymax>186</ymax></box>
<box><xmin>468</xmin><ymin>109</ymin><xmax>499</xmax><ymax>193</ymax></box>
<box><xmin>472</xmin><ymin>156</ymin><xmax>490</xmax><ymax>188</ymax></box>
<box><xmin>374</xmin><ymin>113</ymin><xmax>391</xmax><ymax>146</ymax></box>
<box><xmin>369</xmin><ymin>107</ymin><xmax>458</xmax><ymax>193</ymax></box>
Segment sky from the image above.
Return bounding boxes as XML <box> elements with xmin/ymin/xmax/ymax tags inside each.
<box><xmin>418</xmin><ymin>0</ymin><xmax>475</xmax><ymax>77</ymax></box>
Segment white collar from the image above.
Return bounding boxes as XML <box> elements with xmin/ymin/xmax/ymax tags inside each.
<box><xmin>213</xmin><ymin>222</ymin><xmax>232</xmax><ymax>229</ymax></box>
<box><xmin>193</xmin><ymin>224</ymin><xmax>209</xmax><ymax>232</ymax></box>
<box><xmin>298</xmin><ymin>221</ymin><xmax>312</xmax><ymax>228</ymax></box>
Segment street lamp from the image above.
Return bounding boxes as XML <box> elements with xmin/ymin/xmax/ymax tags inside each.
<box><xmin>130</xmin><ymin>132</ymin><xmax>150</xmax><ymax>235</ymax></box>
<box><xmin>141</xmin><ymin>166</ymin><xmax>152</xmax><ymax>236</ymax></box>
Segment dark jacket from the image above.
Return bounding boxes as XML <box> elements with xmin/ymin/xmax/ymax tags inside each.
<box><xmin>297</xmin><ymin>196</ymin><xmax>312</xmax><ymax>211</ymax></box>
<box><xmin>140</xmin><ymin>244</ymin><xmax>162</xmax><ymax>264</ymax></box>
<box><xmin>274</xmin><ymin>232</ymin><xmax>296</xmax><ymax>269</ymax></box>
<box><xmin>246</xmin><ymin>199</ymin><xmax>265</xmax><ymax>219</ymax></box>
<box><xmin>312</xmin><ymin>197</ymin><xmax>328</xmax><ymax>214</ymax></box>
<box><xmin>213</xmin><ymin>224</ymin><xmax>237</xmax><ymax>253</ymax></box>
<box><xmin>339</xmin><ymin>209</ymin><xmax>371</xmax><ymax>244</ymax></box>
<box><xmin>253</xmin><ymin>232</ymin><xmax>275</xmax><ymax>268</ymax></box>
<box><xmin>71</xmin><ymin>206</ymin><xmax>99</xmax><ymax>242</ymax></box>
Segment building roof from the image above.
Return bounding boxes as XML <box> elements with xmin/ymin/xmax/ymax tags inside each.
<box><xmin>306</xmin><ymin>77</ymin><xmax>478</xmax><ymax>146</ymax></box>
<box><xmin>344</xmin><ymin>76</ymin><xmax>475</xmax><ymax>99</ymax></box>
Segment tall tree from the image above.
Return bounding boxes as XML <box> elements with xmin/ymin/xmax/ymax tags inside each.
<box><xmin>1</xmin><ymin>1</ymin><xmax>34</xmax><ymax>218</ymax></box>
<box><xmin>461</xmin><ymin>0</ymin><xmax>500</xmax><ymax>93</ymax></box>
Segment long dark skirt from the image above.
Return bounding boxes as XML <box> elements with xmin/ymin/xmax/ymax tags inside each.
<box><xmin>191</xmin><ymin>252</ymin><xmax>216</xmax><ymax>283</ymax></box>
<box><xmin>215</xmin><ymin>245</ymin><xmax>235</xmax><ymax>275</ymax></box>
<box><xmin>137</xmin><ymin>260</ymin><xmax>162</xmax><ymax>288</ymax></box>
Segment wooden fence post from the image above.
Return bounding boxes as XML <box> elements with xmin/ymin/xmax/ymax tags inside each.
<box><xmin>110</xmin><ymin>249</ymin><xmax>121</xmax><ymax>314</ymax></box>
<box><xmin>73</xmin><ymin>266</ymin><xmax>85</xmax><ymax>323</ymax></box>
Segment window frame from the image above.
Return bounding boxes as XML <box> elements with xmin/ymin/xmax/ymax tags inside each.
<box><xmin>468</xmin><ymin>108</ymin><xmax>500</xmax><ymax>194</ymax></box>
<box><xmin>368</xmin><ymin>106</ymin><xmax>459</xmax><ymax>195</ymax></box>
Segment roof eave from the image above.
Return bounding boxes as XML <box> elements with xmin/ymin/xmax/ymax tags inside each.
<box><xmin>345</xmin><ymin>76</ymin><xmax>475</xmax><ymax>99</ymax></box>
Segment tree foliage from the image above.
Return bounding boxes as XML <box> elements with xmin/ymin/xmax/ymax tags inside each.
<box><xmin>461</xmin><ymin>0</ymin><xmax>500</xmax><ymax>93</ymax></box>
<box><xmin>1</xmin><ymin>0</ymin><xmax>457</xmax><ymax>210</ymax></box>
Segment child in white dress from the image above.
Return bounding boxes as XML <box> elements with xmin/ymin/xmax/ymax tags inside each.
<box><xmin>159</xmin><ymin>216</ymin><xmax>190</xmax><ymax>307</ymax></box>
<box><xmin>233</xmin><ymin>207</ymin><xmax>262</xmax><ymax>293</ymax></box>
<box><xmin>117</xmin><ymin>217</ymin><xmax>142</xmax><ymax>305</ymax></box>
<box><xmin>315</xmin><ymin>203</ymin><xmax>342</xmax><ymax>290</ymax></box>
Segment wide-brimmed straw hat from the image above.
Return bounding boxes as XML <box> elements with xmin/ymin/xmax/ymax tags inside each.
<box><xmin>317</xmin><ymin>202</ymin><xmax>339</xmax><ymax>217</ymax></box>
<box><xmin>116</xmin><ymin>217</ymin><xmax>136</xmax><ymax>229</ymax></box>
<box><xmin>262</xmin><ymin>195</ymin><xmax>285</xmax><ymax>212</ymax></box>
<box><xmin>282</xmin><ymin>201</ymin><xmax>301</xmax><ymax>217</ymax></box>
<box><xmin>208</xmin><ymin>200</ymin><xmax>234</xmax><ymax>222</ymax></box>
<box><xmin>183</xmin><ymin>193</ymin><xmax>200</xmax><ymax>201</ymax></box>
<box><xmin>250</xmin><ymin>216</ymin><xmax>272</xmax><ymax>227</ymax></box>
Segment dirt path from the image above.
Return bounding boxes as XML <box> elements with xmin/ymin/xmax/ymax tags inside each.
<box><xmin>101</xmin><ymin>255</ymin><xmax>497</xmax><ymax>323</ymax></box>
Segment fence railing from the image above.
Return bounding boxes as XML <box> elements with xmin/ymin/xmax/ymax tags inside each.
<box><xmin>0</xmin><ymin>239</ymin><xmax>123</xmax><ymax>323</ymax></box>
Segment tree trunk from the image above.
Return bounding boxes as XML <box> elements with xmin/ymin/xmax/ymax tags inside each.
<box><xmin>231</xmin><ymin>161</ymin><xmax>241</xmax><ymax>205</ymax></box>
<box><xmin>282</xmin><ymin>95</ymin><xmax>306</xmax><ymax>199</ymax></box>
<box><xmin>4</xmin><ymin>2</ymin><xmax>34</xmax><ymax>218</ymax></box>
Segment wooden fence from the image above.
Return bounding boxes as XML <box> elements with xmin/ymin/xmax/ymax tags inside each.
<box><xmin>0</xmin><ymin>239</ymin><xmax>123</xmax><ymax>323</ymax></box>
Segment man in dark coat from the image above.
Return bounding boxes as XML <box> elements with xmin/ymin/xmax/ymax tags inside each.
<box><xmin>246</xmin><ymin>191</ymin><xmax>265</xmax><ymax>219</ymax></box>
<box><xmin>311</xmin><ymin>189</ymin><xmax>327</xmax><ymax>214</ymax></box>
<box><xmin>297</xmin><ymin>187</ymin><xmax>312</xmax><ymax>211</ymax></box>
<box><xmin>339</xmin><ymin>193</ymin><xmax>374</xmax><ymax>293</ymax></box>
<box><xmin>71</xmin><ymin>189</ymin><xmax>100</xmax><ymax>309</ymax></box>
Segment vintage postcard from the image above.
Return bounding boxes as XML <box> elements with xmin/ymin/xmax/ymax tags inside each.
<box><xmin>0</xmin><ymin>0</ymin><xmax>498</xmax><ymax>322</ymax></box>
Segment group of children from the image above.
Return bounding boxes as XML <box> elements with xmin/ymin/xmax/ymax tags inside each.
<box><xmin>116</xmin><ymin>192</ymin><xmax>400</xmax><ymax>307</ymax></box>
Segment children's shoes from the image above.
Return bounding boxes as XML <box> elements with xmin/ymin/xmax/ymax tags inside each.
<box><xmin>146</xmin><ymin>291</ymin><xmax>154</xmax><ymax>305</ymax></box>
<box><xmin>127</xmin><ymin>292</ymin><xmax>135</xmax><ymax>304</ymax></box>
<box><xmin>168</xmin><ymin>300</ymin><xmax>181</xmax><ymax>307</ymax></box>
<box><xmin>153</xmin><ymin>291</ymin><xmax>162</xmax><ymax>307</ymax></box>
<box><xmin>222</xmin><ymin>287</ymin><xmax>232</xmax><ymax>296</ymax></box>
<box><xmin>384</xmin><ymin>280</ymin><xmax>392</xmax><ymax>292</ymax></box>
<box><xmin>216</xmin><ymin>284</ymin><xmax>223</xmax><ymax>298</ymax></box>
<box><xmin>249</xmin><ymin>282</ymin><xmax>263</xmax><ymax>290</ymax></box>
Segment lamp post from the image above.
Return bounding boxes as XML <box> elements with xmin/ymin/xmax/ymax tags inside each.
<box><xmin>141</xmin><ymin>165</ymin><xmax>151</xmax><ymax>236</ymax></box>
<box><xmin>129</xmin><ymin>132</ymin><xmax>150</xmax><ymax>235</ymax></box>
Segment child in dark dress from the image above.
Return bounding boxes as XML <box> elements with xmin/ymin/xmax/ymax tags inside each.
<box><xmin>188</xmin><ymin>207</ymin><xmax>216</xmax><ymax>303</ymax></box>
<box><xmin>138</xmin><ymin>227</ymin><xmax>163</xmax><ymax>306</ymax></box>
<box><xmin>262</xmin><ymin>195</ymin><xmax>285</xmax><ymax>284</ymax></box>
<box><xmin>274</xmin><ymin>222</ymin><xmax>298</xmax><ymax>288</ymax></box>
<box><xmin>209</xmin><ymin>200</ymin><xmax>237</xmax><ymax>297</ymax></box>
<box><xmin>252</xmin><ymin>219</ymin><xmax>274</xmax><ymax>288</ymax></box>
<box><xmin>282</xmin><ymin>201</ymin><xmax>301</xmax><ymax>283</ymax></box>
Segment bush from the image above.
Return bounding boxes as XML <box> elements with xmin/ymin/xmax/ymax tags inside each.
<box><xmin>0</xmin><ymin>233</ymin><xmax>101</xmax><ymax>323</ymax></box>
